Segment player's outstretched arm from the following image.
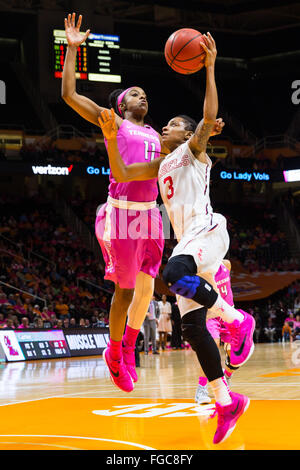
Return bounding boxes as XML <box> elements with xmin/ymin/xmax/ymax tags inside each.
<box><xmin>188</xmin><ymin>32</ymin><xmax>218</xmax><ymax>161</ymax></box>
<box><xmin>98</xmin><ymin>109</ymin><xmax>163</xmax><ymax>182</ymax></box>
<box><xmin>62</xmin><ymin>13</ymin><xmax>123</xmax><ymax>129</ymax></box>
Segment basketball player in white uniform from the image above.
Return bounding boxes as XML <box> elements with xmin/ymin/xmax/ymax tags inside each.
<box><xmin>98</xmin><ymin>32</ymin><xmax>254</xmax><ymax>445</ymax></box>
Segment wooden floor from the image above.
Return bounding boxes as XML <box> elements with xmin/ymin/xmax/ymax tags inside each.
<box><xmin>0</xmin><ymin>342</ymin><xmax>299</xmax><ymax>450</ymax></box>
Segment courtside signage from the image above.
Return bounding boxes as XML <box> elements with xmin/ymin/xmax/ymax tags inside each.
<box><xmin>87</xmin><ymin>166</ymin><xmax>110</xmax><ymax>175</ymax></box>
<box><xmin>64</xmin><ymin>328</ymin><xmax>109</xmax><ymax>356</ymax></box>
<box><xmin>31</xmin><ymin>164</ymin><xmax>73</xmax><ymax>175</ymax></box>
<box><xmin>0</xmin><ymin>331</ymin><xmax>25</xmax><ymax>362</ymax></box>
<box><xmin>220</xmin><ymin>170</ymin><xmax>270</xmax><ymax>182</ymax></box>
<box><xmin>283</xmin><ymin>169</ymin><xmax>300</xmax><ymax>182</ymax></box>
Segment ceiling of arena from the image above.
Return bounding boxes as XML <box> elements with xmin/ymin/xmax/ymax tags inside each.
<box><xmin>94</xmin><ymin>1</ymin><xmax>300</xmax><ymax>35</ymax></box>
<box><xmin>1</xmin><ymin>1</ymin><xmax>300</xmax><ymax>35</ymax></box>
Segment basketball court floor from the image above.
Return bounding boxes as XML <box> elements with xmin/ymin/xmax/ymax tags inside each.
<box><xmin>0</xmin><ymin>342</ymin><xmax>299</xmax><ymax>450</ymax></box>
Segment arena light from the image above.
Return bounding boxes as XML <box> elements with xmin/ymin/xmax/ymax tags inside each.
<box><xmin>283</xmin><ymin>169</ymin><xmax>300</xmax><ymax>182</ymax></box>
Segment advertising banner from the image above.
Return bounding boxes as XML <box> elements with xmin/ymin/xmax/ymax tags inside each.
<box><xmin>64</xmin><ymin>328</ymin><xmax>109</xmax><ymax>357</ymax></box>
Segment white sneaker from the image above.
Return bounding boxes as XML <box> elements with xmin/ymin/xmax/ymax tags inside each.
<box><xmin>195</xmin><ymin>384</ymin><xmax>211</xmax><ymax>404</ymax></box>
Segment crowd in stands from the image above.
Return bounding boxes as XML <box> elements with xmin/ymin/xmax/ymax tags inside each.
<box><xmin>162</xmin><ymin>202</ymin><xmax>295</xmax><ymax>273</ymax></box>
<box><xmin>17</xmin><ymin>142</ymin><xmax>107</xmax><ymax>165</ymax></box>
<box><xmin>247</xmin><ymin>279</ymin><xmax>300</xmax><ymax>343</ymax></box>
<box><xmin>0</xmin><ymin>194</ymin><xmax>112</xmax><ymax>331</ymax></box>
<box><xmin>225</xmin><ymin>209</ymin><xmax>295</xmax><ymax>273</ymax></box>
<box><xmin>218</xmin><ymin>154</ymin><xmax>300</xmax><ymax>172</ymax></box>
<box><xmin>282</xmin><ymin>190</ymin><xmax>300</xmax><ymax>229</ymax></box>
<box><xmin>0</xmin><ymin>193</ymin><xmax>300</xmax><ymax>344</ymax></box>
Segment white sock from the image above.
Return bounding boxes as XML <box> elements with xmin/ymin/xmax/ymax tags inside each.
<box><xmin>210</xmin><ymin>295</ymin><xmax>244</xmax><ymax>324</ymax></box>
<box><xmin>210</xmin><ymin>377</ymin><xmax>232</xmax><ymax>406</ymax></box>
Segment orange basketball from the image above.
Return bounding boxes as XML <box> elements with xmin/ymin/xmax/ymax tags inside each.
<box><xmin>164</xmin><ymin>28</ymin><xmax>206</xmax><ymax>75</ymax></box>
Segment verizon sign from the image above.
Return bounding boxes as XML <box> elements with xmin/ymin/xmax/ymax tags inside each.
<box><xmin>31</xmin><ymin>164</ymin><xmax>73</xmax><ymax>175</ymax></box>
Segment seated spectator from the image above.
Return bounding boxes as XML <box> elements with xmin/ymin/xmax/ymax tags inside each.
<box><xmin>282</xmin><ymin>321</ymin><xmax>293</xmax><ymax>343</ymax></box>
<box><xmin>0</xmin><ymin>313</ymin><xmax>5</xmax><ymax>327</ymax></box>
<box><xmin>18</xmin><ymin>317</ymin><xmax>30</xmax><ymax>329</ymax></box>
<box><xmin>63</xmin><ymin>318</ymin><xmax>70</xmax><ymax>329</ymax></box>
<box><xmin>293</xmin><ymin>314</ymin><xmax>300</xmax><ymax>341</ymax></box>
<box><xmin>79</xmin><ymin>318</ymin><xmax>85</xmax><ymax>327</ymax></box>
<box><xmin>41</xmin><ymin>307</ymin><xmax>51</xmax><ymax>321</ymax></box>
<box><xmin>264</xmin><ymin>318</ymin><xmax>277</xmax><ymax>343</ymax></box>
<box><xmin>3</xmin><ymin>318</ymin><xmax>15</xmax><ymax>329</ymax></box>
<box><xmin>285</xmin><ymin>311</ymin><xmax>295</xmax><ymax>330</ymax></box>
<box><xmin>55</xmin><ymin>298</ymin><xmax>70</xmax><ymax>319</ymax></box>
<box><xmin>253</xmin><ymin>313</ymin><xmax>262</xmax><ymax>343</ymax></box>
<box><xmin>54</xmin><ymin>319</ymin><xmax>63</xmax><ymax>329</ymax></box>
<box><xmin>35</xmin><ymin>318</ymin><xmax>44</xmax><ymax>329</ymax></box>
<box><xmin>49</xmin><ymin>313</ymin><xmax>57</xmax><ymax>326</ymax></box>
<box><xmin>69</xmin><ymin>317</ymin><xmax>77</xmax><ymax>328</ymax></box>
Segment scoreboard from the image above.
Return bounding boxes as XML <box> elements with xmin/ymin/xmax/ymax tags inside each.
<box><xmin>14</xmin><ymin>330</ymin><xmax>70</xmax><ymax>360</ymax></box>
<box><xmin>53</xmin><ymin>30</ymin><xmax>121</xmax><ymax>83</ymax></box>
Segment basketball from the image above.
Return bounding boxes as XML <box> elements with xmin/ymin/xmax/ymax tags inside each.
<box><xmin>164</xmin><ymin>28</ymin><xmax>206</xmax><ymax>74</ymax></box>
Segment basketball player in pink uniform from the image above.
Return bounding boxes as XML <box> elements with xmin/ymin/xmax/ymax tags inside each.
<box><xmin>195</xmin><ymin>259</ymin><xmax>240</xmax><ymax>405</ymax></box>
<box><xmin>62</xmin><ymin>13</ymin><xmax>166</xmax><ymax>393</ymax></box>
<box><xmin>98</xmin><ymin>32</ymin><xmax>254</xmax><ymax>444</ymax></box>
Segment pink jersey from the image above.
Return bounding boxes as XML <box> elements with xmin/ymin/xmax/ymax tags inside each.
<box><xmin>106</xmin><ymin>119</ymin><xmax>161</xmax><ymax>202</ymax></box>
<box><xmin>215</xmin><ymin>263</ymin><xmax>234</xmax><ymax>307</ymax></box>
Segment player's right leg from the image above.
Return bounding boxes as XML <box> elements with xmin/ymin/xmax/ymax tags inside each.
<box><xmin>163</xmin><ymin>255</ymin><xmax>255</xmax><ymax>367</ymax></box>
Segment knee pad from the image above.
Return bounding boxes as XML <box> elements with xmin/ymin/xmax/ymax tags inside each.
<box><xmin>163</xmin><ymin>255</ymin><xmax>218</xmax><ymax>308</ymax></box>
<box><xmin>182</xmin><ymin>308</ymin><xmax>224</xmax><ymax>382</ymax></box>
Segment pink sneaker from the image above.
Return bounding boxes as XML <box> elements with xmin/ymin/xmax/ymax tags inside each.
<box><xmin>122</xmin><ymin>341</ymin><xmax>138</xmax><ymax>383</ymax></box>
<box><xmin>212</xmin><ymin>391</ymin><xmax>250</xmax><ymax>444</ymax></box>
<box><xmin>103</xmin><ymin>346</ymin><xmax>134</xmax><ymax>393</ymax></box>
<box><xmin>227</xmin><ymin>310</ymin><xmax>255</xmax><ymax>367</ymax></box>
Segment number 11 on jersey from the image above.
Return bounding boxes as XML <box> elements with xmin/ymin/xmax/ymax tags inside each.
<box><xmin>144</xmin><ymin>140</ymin><xmax>156</xmax><ymax>161</ymax></box>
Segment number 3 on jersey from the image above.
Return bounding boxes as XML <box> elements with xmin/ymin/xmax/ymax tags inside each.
<box><xmin>163</xmin><ymin>176</ymin><xmax>174</xmax><ymax>199</ymax></box>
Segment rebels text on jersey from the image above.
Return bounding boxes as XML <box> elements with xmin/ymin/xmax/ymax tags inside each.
<box><xmin>158</xmin><ymin>141</ymin><xmax>216</xmax><ymax>241</ymax></box>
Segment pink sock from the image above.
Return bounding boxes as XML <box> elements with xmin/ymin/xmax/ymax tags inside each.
<box><xmin>198</xmin><ymin>376</ymin><xmax>208</xmax><ymax>387</ymax></box>
<box><xmin>225</xmin><ymin>369</ymin><xmax>232</xmax><ymax>378</ymax></box>
<box><xmin>109</xmin><ymin>339</ymin><xmax>122</xmax><ymax>360</ymax></box>
<box><xmin>123</xmin><ymin>325</ymin><xmax>139</xmax><ymax>348</ymax></box>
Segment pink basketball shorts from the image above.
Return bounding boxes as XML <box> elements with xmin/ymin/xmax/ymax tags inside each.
<box><xmin>95</xmin><ymin>203</ymin><xmax>164</xmax><ymax>289</ymax></box>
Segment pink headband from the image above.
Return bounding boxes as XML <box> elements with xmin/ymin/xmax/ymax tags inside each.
<box><xmin>117</xmin><ymin>87</ymin><xmax>136</xmax><ymax>115</ymax></box>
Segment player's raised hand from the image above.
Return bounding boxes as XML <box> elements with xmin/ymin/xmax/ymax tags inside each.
<box><xmin>64</xmin><ymin>13</ymin><xmax>90</xmax><ymax>47</ymax></box>
<box><xmin>210</xmin><ymin>118</ymin><xmax>225</xmax><ymax>136</ymax></box>
<box><xmin>98</xmin><ymin>108</ymin><xmax>118</xmax><ymax>140</ymax></box>
<box><xmin>201</xmin><ymin>32</ymin><xmax>217</xmax><ymax>68</ymax></box>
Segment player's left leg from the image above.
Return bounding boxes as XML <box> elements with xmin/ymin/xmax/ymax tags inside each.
<box><xmin>123</xmin><ymin>272</ymin><xmax>154</xmax><ymax>382</ymax></box>
<box><xmin>103</xmin><ymin>285</ymin><xmax>135</xmax><ymax>393</ymax></box>
<box><xmin>163</xmin><ymin>255</ymin><xmax>255</xmax><ymax>367</ymax></box>
<box><xmin>195</xmin><ymin>318</ymin><xmax>221</xmax><ymax>405</ymax></box>
<box><xmin>181</xmin><ymin>307</ymin><xmax>250</xmax><ymax>444</ymax></box>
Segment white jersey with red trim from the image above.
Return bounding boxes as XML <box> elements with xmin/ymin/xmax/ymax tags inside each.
<box><xmin>158</xmin><ymin>141</ymin><xmax>216</xmax><ymax>241</ymax></box>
